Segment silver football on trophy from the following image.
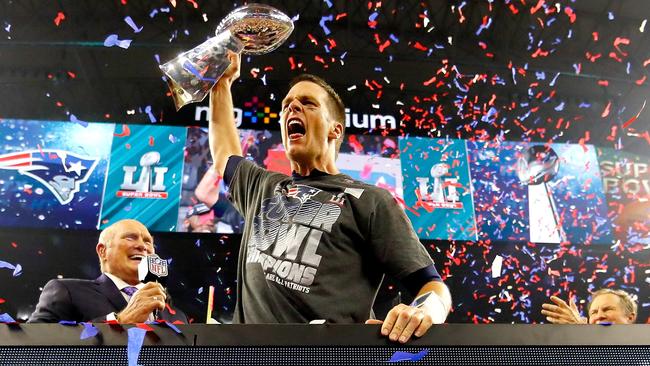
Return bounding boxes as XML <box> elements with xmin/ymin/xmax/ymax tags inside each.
<box><xmin>160</xmin><ymin>4</ymin><xmax>294</xmax><ymax>110</ymax></box>
<box><xmin>516</xmin><ymin>145</ymin><xmax>560</xmax><ymax>186</ymax></box>
<box><xmin>216</xmin><ymin>3</ymin><xmax>294</xmax><ymax>55</ymax></box>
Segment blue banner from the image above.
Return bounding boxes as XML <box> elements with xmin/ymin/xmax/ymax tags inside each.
<box><xmin>469</xmin><ymin>140</ymin><xmax>613</xmax><ymax>244</ymax></box>
<box><xmin>0</xmin><ymin>119</ymin><xmax>113</xmax><ymax>229</ymax></box>
<box><xmin>400</xmin><ymin>137</ymin><xmax>477</xmax><ymax>240</ymax></box>
<box><xmin>100</xmin><ymin>124</ymin><xmax>186</xmax><ymax>231</ymax></box>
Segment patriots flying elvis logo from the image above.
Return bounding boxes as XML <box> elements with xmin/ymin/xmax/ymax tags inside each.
<box><xmin>0</xmin><ymin>149</ymin><xmax>99</xmax><ymax>205</ymax></box>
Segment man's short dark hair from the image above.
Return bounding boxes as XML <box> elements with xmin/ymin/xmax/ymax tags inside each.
<box><xmin>289</xmin><ymin>74</ymin><xmax>346</xmax><ymax>156</ymax></box>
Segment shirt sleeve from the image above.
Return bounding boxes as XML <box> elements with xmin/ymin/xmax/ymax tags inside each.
<box><xmin>367</xmin><ymin>189</ymin><xmax>435</xmax><ymax>281</ymax></box>
<box><xmin>226</xmin><ymin>156</ymin><xmax>275</xmax><ymax>218</ymax></box>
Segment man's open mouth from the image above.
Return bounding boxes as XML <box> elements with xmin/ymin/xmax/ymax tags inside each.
<box><xmin>129</xmin><ymin>254</ymin><xmax>145</xmax><ymax>263</ymax></box>
<box><xmin>287</xmin><ymin>118</ymin><xmax>306</xmax><ymax>140</ymax></box>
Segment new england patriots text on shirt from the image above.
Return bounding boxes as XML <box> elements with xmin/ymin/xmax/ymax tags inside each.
<box><xmin>246</xmin><ymin>184</ymin><xmax>344</xmax><ymax>294</ymax></box>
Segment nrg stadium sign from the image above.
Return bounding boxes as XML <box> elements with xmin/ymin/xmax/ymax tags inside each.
<box><xmin>193</xmin><ymin>105</ymin><xmax>397</xmax><ymax>131</ymax></box>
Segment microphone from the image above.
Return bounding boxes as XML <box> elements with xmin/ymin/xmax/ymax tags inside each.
<box><xmin>138</xmin><ymin>254</ymin><xmax>169</xmax><ymax>319</ymax></box>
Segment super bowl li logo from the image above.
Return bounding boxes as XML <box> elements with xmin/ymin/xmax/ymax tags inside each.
<box><xmin>415</xmin><ymin>163</ymin><xmax>463</xmax><ymax>209</ymax></box>
<box><xmin>117</xmin><ymin>151</ymin><xmax>169</xmax><ymax>199</ymax></box>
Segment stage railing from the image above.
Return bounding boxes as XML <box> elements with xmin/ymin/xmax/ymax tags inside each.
<box><xmin>1</xmin><ymin>324</ymin><xmax>649</xmax><ymax>365</ymax></box>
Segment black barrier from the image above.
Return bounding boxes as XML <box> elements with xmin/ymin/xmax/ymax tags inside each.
<box><xmin>1</xmin><ymin>324</ymin><xmax>649</xmax><ymax>365</ymax></box>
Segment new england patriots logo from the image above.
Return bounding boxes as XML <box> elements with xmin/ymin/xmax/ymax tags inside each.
<box><xmin>0</xmin><ymin>149</ymin><xmax>99</xmax><ymax>205</ymax></box>
<box><xmin>286</xmin><ymin>184</ymin><xmax>322</xmax><ymax>204</ymax></box>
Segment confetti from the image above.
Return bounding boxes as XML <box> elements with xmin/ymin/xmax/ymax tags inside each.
<box><xmin>124</xmin><ymin>16</ymin><xmax>143</xmax><ymax>33</ymax></box>
<box><xmin>127</xmin><ymin>327</ymin><xmax>147</xmax><ymax>366</ymax></box>
<box><xmin>103</xmin><ymin>34</ymin><xmax>132</xmax><ymax>49</ymax></box>
<box><xmin>80</xmin><ymin>322</ymin><xmax>99</xmax><ymax>339</ymax></box>
<box><xmin>0</xmin><ymin>313</ymin><xmax>17</xmax><ymax>323</ymax></box>
<box><xmin>53</xmin><ymin>11</ymin><xmax>66</xmax><ymax>26</ymax></box>
<box><xmin>388</xmin><ymin>349</ymin><xmax>429</xmax><ymax>362</ymax></box>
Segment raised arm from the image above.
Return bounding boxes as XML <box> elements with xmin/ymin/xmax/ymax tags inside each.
<box><xmin>209</xmin><ymin>51</ymin><xmax>243</xmax><ymax>177</ymax></box>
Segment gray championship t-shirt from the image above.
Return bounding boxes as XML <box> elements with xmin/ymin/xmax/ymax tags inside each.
<box><xmin>227</xmin><ymin>157</ymin><xmax>433</xmax><ymax>323</ymax></box>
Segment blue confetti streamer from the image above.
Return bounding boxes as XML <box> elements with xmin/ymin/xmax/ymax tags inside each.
<box><xmin>104</xmin><ymin>34</ymin><xmax>132</xmax><ymax>49</ymax></box>
<box><xmin>0</xmin><ymin>313</ymin><xmax>16</xmax><ymax>323</ymax></box>
<box><xmin>164</xmin><ymin>321</ymin><xmax>182</xmax><ymax>334</ymax></box>
<box><xmin>182</xmin><ymin>60</ymin><xmax>216</xmax><ymax>82</ymax></box>
<box><xmin>319</xmin><ymin>15</ymin><xmax>333</xmax><ymax>36</ymax></box>
<box><xmin>80</xmin><ymin>322</ymin><xmax>99</xmax><ymax>340</ymax></box>
<box><xmin>127</xmin><ymin>327</ymin><xmax>147</xmax><ymax>366</ymax></box>
<box><xmin>12</xmin><ymin>263</ymin><xmax>22</xmax><ymax>277</ymax></box>
<box><xmin>68</xmin><ymin>114</ymin><xmax>89</xmax><ymax>127</ymax></box>
<box><xmin>144</xmin><ymin>105</ymin><xmax>156</xmax><ymax>123</ymax></box>
<box><xmin>124</xmin><ymin>16</ymin><xmax>143</xmax><ymax>33</ymax></box>
<box><xmin>0</xmin><ymin>260</ymin><xmax>15</xmax><ymax>271</ymax></box>
<box><xmin>388</xmin><ymin>349</ymin><xmax>429</xmax><ymax>363</ymax></box>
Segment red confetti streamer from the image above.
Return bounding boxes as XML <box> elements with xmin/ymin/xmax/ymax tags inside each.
<box><xmin>114</xmin><ymin>124</ymin><xmax>131</xmax><ymax>137</ymax></box>
<box><xmin>378</xmin><ymin>40</ymin><xmax>391</xmax><ymax>52</ymax></box>
<box><xmin>186</xmin><ymin>0</ymin><xmax>198</xmax><ymax>8</ymax></box>
<box><xmin>564</xmin><ymin>7</ymin><xmax>576</xmax><ymax>23</ymax></box>
<box><xmin>530</xmin><ymin>0</ymin><xmax>545</xmax><ymax>14</ymax></box>
<box><xmin>613</xmin><ymin>37</ymin><xmax>630</xmax><ymax>56</ymax></box>
<box><xmin>585</xmin><ymin>52</ymin><xmax>601</xmax><ymax>62</ymax></box>
<box><xmin>597</xmin><ymin>80</ymin><xmax>609</xmax><ymax>86</ymax></box>
<box><xmin>592</xmin><ymin>32</ymin><xmax>599</xmax><ymax>41</ymax></box>
<box><xmin>601</xmin><ymin>101</ymin><xmax>611</xmax><ymax>118</ymax></box>
<box><xmin>53</xmin><ymin>12</ymin><xmax>66</xmax><ymax>26</ymax></box>
<box><xmin>412</xmin><ymin>41</ymin><xmax>428</xmax><ymax>51</ymax></box>
<box><xmin>307</xmin><ymin>33</ymin><xmax>318</xmax><ymax>46</ymax></box>
<box><xmin>531</xmin><ymin>48</ymin><xmax>549</xmax><ymax>58</ymax></box>
<box><xmin>608</xmin><ymin>52</ymin><xmax>623</xmax><ymax>62</ymax></box>
<box><xmin>622</xmin><ymin>100</ymin><xmax>646</xmax><ymax>129</ymax></box>
<box><xmin>635</xmin><ymin>75</ymin><xmax>647</xmax><ymax>86</ymax></box>
<box><xmin>148</xmin><ymin>136</ymin><xmax>155</xmax><ymax>146</ymax></box>
<box><xmin>423</xmin><ymin>76</ymin><xmax>436</xmax><ymax>86</ymax></box>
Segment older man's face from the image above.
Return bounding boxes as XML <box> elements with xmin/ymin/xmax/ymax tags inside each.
<box><xmin>588</xmin><ymin>293</ymin><xmax>634</xmax><ymax>324</ymax></box>
<box><xmin>100</xmin><ymin>220</ymin><xmax>155</xmax><ymax>285</ymax></box>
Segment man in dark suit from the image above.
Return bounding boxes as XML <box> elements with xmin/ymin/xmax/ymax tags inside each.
<box><xmin>28</xmin><ymin>219</ymin><xmax>187</xmax><ymax>323</ymax></box>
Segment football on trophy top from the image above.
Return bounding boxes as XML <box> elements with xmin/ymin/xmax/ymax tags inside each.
<box><xmin>160</xmin><ymin>3</ymin><xmax>294</xmax><ymax>110</ymax></box>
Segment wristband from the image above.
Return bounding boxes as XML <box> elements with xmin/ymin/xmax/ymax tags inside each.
<box><xmin>410</xmin><ymin>291</ymin><xmax>448</xmax><ymax>323</ymax></box>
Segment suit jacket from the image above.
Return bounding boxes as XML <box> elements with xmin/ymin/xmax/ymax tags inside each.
<box><xmin>27</xmin><ymin>274</ymin><xmax>188</xmax><ymax>324</ymax></box>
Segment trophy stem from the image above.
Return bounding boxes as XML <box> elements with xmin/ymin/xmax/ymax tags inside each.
<box><xmin>160</xmin><ymin>31</ymin><xmax>244</xmax><ymax>110</ymax></box>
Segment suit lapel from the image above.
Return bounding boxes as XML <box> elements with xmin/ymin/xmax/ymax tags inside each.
<box><xmin>95</xmin><ymin>274</ymin><xmax>128</xmax><ymax>312</ymax></box>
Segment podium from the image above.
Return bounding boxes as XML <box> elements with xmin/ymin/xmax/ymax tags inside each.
<box><xmin>1</xmin><ymin>324</ymin><xmax>649</xmax><ymax>365</ymax></box>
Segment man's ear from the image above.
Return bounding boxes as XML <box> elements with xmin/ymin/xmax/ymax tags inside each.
<box><xmin>329</xmin><ymin>121</ymin><xmax>343</xmax><ymax>141</ymax></box>
<box><xmin>96</xmin><ymin>243</ymin><xmax>106</xmax><ymax>261</ymax></box>
<box><xmin>628</xmin><ymin>312</ymin><xmax>637</xmax><ymax>323</ymax></box>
